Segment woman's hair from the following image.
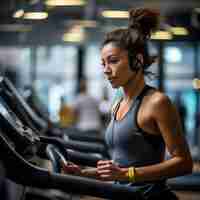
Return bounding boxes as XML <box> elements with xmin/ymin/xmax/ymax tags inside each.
<box><xmin>102</xmin><ymin>8</ymin><xmax>160</xmax><ymax>76</ymax></box>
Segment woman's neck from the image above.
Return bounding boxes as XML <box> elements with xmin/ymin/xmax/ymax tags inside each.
<box><xmin>122</xmin><ymin>71</ymin><xmax>146</xmax><ymax>102</ymax></box>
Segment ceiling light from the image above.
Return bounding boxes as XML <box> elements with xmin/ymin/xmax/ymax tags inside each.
<box><xmin>101</xmin><ymin>10</ymin><xmax>129</xmax><ymax>18</ymax></box>
<box><xmin>170</xmin><ymin>27</ymin><xmax>189</xmax><ymax>36</ymax></box>
<box><xmin>151</xmin><ymin>31</ymin><xmax>173</xmax><ymax>40</ymax></box>
<box><xmin>63</xmin><ymin>25</ymin><xmax>85</xmax><ymax>42</ymax></box>
<box><xmin>23</xmin><ymin>12</ymin><xmax>48</xmax><ymax>20</ymax></box>
<box><xmin>45</xmin><ymin>0</ymin><xmax>86</xmax><ymax>6</ymax></box>
<box><xmin>62</xmin><ymin>32</ymin><xmax>85</xmax><ymax>42</ymax></box>
<box><xmin>13</xmin><ymin>9</ymin><xmax>24</xmax><ymax>18</ymax></box>
<box><xmin>77</xmin><ymin>20</ymin><xmax>97</xmax><ymax>28</ymax></box>
<box><xmin>64</xmin><ymin>20</ymin><xmax>97</xmax><ymax>28</ymax></box>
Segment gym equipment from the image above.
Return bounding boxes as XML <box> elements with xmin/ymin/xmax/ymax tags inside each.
<box><xmin>0</xmin><ymin>77</ymin><xmax>47</xmax><ymax>132</ymax></box>
<box><xmin>5</xmin><ymin>77</ymin><xmax>107</xmax><ymax>148</ymax></box>
<box><xmin>0</xmin><ymin>77</ymin><xmax>109</xmax><ymax>158</ymax></box>
<box><xmin>66</xmin><ymin>127</ymin><xmax>105</xmax><ymax>144</ymax></box>
<box><xmin>167</xmin><ymin>173</ymin><xmax>200</xmax><ymax>191</ymax></box>
<box><xmin>0</xmin><ymin>92</ymin><xmax>144</xmax><ymax>200</ymax></box>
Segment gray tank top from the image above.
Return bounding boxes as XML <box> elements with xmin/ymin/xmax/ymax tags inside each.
<box><xmin>105</xmin><ymin>85</ymin><xmax>165</xmax><ymax>168</ymax></box>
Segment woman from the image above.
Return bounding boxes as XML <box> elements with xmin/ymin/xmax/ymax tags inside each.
<box><xmin>62</xmin><ymin>8</ymin><xmax>193</xmax><ymax>199</ymax></box>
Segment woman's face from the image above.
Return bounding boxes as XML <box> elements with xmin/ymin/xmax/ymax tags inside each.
<box><xmin>101</xmin><ymin>43</ymin><xmax>136</xmax><ymax>88</ymax></box>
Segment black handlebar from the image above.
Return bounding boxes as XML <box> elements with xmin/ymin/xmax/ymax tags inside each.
<box><xmin>40</xmin><ymin>136</ymin><xmax>108</xmax><ymax>157</ymax></box>
<box><xmin>0</xmin><ymin>132</ymin><xmax>143</xmax><ymax>200</ymax></box>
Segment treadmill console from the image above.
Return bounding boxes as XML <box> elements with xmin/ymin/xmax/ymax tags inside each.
<box><xmin>0</xmin><ymin>97</ymin><xmax>40</xmax><ymax>159</ymax></box>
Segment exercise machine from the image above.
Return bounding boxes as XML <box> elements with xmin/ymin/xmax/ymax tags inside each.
<box><xmin>0</xmin><ymin>94</ymin><xmax>144</xmax><ymax>200</ymax></box>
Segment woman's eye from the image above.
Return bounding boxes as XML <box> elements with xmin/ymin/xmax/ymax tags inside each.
<box><xmin>110</xmin><ymin>59</ymin><xmax>118</xmax><ymax>64</ymax></box>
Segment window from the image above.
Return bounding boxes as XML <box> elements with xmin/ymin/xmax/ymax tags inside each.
<box><xmin>164</xmin><ymin>42</ymin><xmax>196</xmax><ymax>145</ymax></box>
<box><xmin>35</xmin><ymin>45</ymin><xmax>77</xmax><ymax>120</ymax></box>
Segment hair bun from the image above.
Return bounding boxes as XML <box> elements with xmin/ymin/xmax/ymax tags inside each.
<box><xmin>129</xmin><ymin>8</ymin><xmax>160</xmax><ymax>38</ymax></box>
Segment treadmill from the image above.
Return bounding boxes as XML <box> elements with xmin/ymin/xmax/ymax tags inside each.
<box><xmin>0</xmin><ymin>77</ymin><xmax>105</xmax><ymax>144</ymax></box>
<box><xmin>0</xmin><ymin>77</ymin><xmax>109</xmax><ymax>159</ymax></box>
<box><xmin>0</xmin><ymin>94</ymin><xmax>143</xmax><ymax>200</ymax></box>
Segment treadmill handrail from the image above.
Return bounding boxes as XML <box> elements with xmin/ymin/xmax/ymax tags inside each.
<box><xmin>0</xmin><ymin>133</ymin><xmax>143</xmax><ymax>200</ymax></box>
<box><xmin>40</xmin><ymin>136</ymin><xmax>108</xmax><ymax>156</ymax></box>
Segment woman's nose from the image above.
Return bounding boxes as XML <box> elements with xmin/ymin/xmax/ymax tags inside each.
<box><xmin>103</xmin><ymin>64</ymin><xmax>111</xmax><ymax>74</ymax></box>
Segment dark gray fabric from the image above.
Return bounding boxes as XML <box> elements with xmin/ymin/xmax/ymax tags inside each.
<box><xmin>105</xmin><ymin>85</ymin><xmax>165</xmax><ymax>168</ymax></box>
<box><xmin>105</xmin><ymin>85</ymin><xmax>170</xmax><ymax>196</ymax></box>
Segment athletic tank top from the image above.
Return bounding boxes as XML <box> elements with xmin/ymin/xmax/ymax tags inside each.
<box><xmin>105</xmin><ymin>85</ymin><xmax>165</xmax><ymax>167</ymax></box>
<box><xmin>104</xmin><ymin>85</ymin><xmax>172</xmax><ymax>197</ymax></box>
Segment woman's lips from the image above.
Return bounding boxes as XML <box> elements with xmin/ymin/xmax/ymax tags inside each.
<box><xmin>108</xmin><ymin>77</ymin><xmax>116</xmax><ymax>81</ymax></box>
<box><xmin>108</xmin><ymin>78</ymin><xmax>115</xmax><ymax>83</ymax></box>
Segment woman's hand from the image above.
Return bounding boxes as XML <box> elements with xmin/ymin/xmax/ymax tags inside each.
<box><xmin>61</xmin><ymin>161</ymin><xmax>81</xmax><ymax>175</ymax></box>
<box><xmin>97</xmin><ymin>160</ymin><xmax>127</xmax><ymax>181</ymax></box>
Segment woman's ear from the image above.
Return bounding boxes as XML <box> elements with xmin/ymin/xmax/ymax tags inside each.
<box><xmin>128</xmin><ymin>52</ymin><xmax>143</xmax><ymax>72</ymax></box>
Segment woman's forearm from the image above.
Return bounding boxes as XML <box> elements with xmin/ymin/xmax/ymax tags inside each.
<box><xmin>80</xmin><ymin>167</ymin><xmax>99</xmax><ymax>179</ymax></box>
<box><xmin>134</xmin><ymin>157</ymin><xmax>193</xmax><ymax>182</ymax></box>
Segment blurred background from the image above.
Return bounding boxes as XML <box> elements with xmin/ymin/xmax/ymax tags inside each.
<box><xmin>1</xmin><ymin>1</ymin><xmax>200</xmax><ymax>200</ymax></box>
<box><xmin>0</xmin><ymin>0</ymin><xmax>200</xmax><ymax>161</ymax></box>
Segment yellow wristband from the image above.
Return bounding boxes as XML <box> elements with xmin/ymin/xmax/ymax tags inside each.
<box><xmin>126</xmin><ymin>167</ymin><xmax>136</xmax><ymax>182</ymax></box>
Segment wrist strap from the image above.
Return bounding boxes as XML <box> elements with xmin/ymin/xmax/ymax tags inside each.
<box><xmin>126</xmin><ymin>167</ymin><xmax>136</xmax><ymax>182</ymax></box>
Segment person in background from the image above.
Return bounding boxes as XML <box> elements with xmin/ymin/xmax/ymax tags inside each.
<box><xmin>62</xmin><ymin>8</ymin><xmax>193</xmax><ymax>200</ymax></box>
<box><xmin>72</xmin><ymin>78</ymin><xmax>102</xmax><ymax>135</ymax></box>
<box><xmin>58</xmin><ymin>96</ymin><xmax>76</xmax><ymax>128</ymax></box>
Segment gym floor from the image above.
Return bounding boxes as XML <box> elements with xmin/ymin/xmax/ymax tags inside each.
<box><xmin>79</xmin><ymin>192</ymin><xmax>200</xmax><ymax>200</ymax></box>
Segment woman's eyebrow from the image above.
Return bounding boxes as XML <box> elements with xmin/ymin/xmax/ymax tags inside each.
<box><xmin>101</xmin><ymin>52</ymin><xmax>119</xmax><ymax>61</ymax></box>
<box><xmin>107</xmin><ymin>54</ymin><xmax>118</xmax><ymax>60</ymax></box>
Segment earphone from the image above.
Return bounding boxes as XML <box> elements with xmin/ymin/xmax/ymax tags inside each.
<box><xmin>128</xmin><ymin>52</ymin><xmax>143</xmax><ymax>72</ymax></box>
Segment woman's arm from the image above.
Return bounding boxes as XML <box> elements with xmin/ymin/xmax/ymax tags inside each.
<box><xmin>81</xmin><ymin>167</ymin><xmax>99</xmax><ymax>178</ymax></box>
<box><xmin>134</xmin><ymin>93</ymin><xmax>193</xmax><ymax>182</ymax></box>
<box><xmin>64</xmin><ymin>93</ymin><xmax>193</xmax><ymax>183</ymax></box>
<box><xmin>61</xmin><ymin>162</ymin><xmax>100</xmax><ymax>179</ymax></box>
<box><xmin>96</xmin><ymin>93</ymin><xmax>193</xmax><ymax>183</ymax></box>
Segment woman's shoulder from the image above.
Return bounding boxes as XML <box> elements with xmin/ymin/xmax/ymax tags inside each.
<box><xmin>145</xmin><ymin>88</ymin><xmax>173</xmax><ymax>110</ymax></box>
